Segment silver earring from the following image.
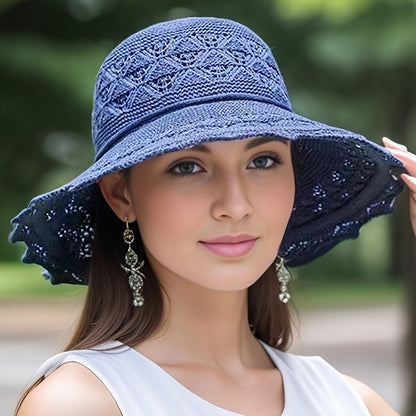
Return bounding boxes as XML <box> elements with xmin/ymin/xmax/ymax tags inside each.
<box><xmin>121</xmin><ymin>219</ymin><xmax>145</xmax><ymax>307</ymax></box>
<box><xmin>276</xmin><ymin>256</ymin><xmax>291</xmax><ymax>304</ymax></box>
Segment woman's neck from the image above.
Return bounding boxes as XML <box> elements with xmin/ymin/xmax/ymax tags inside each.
<box><xmin>136</xmin><ymin>284</ymin><xmax>266</xmax><ymax>370</ymax></box>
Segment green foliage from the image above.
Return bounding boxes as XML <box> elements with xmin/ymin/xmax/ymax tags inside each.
<box><xmin>293</xmin><ymin>279</ymin><xmax>403</xmax><ymax>309</ymax></box>
<box><xmin>0</xmin><ymin>0</ymin><xmax>25</xmax><ymax>12</ymax></box>
<box><xmin>274</xmin><ymin>0</ymin><xmax>373</xmax><ymax>21</ymax></box>
<box><xmin>0</xmin><ymin>262</ymin><xmax>86</xmax><ymax>299</ymax></box>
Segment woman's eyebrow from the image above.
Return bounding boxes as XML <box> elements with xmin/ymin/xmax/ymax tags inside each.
<box><xmin>186</xmin><ymin>137</ymin><xmax>288</xmax><ymax>153</ymax></box>
<box><xmin>245</xmin><ymin>137</ymin><xmax>288</xmax><ymax>150</ymax></box>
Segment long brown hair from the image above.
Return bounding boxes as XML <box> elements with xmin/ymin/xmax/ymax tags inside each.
<box><xmin>66</xmin><ymin>191</ymin><xmax>292</xmax><ymax>351</ymax></box>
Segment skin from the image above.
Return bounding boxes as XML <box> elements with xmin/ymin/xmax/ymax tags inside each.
<box><xmin>17</xmin><ymin>136</ymin><xmax>410</xmax><ymax>416</ymax></box>
<box><xmin>383</xmin><ymin>137</ymin><xmax>416</xmax><ymax>237</ymax></box>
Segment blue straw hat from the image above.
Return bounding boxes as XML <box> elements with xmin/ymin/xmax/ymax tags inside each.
<box><xmin>10</xmin><ymin>17</ymin><xmax>404</xmax><ymax>285</ymax></box>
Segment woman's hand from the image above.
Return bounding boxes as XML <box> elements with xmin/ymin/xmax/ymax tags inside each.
<box><xmin>383</xmin><ymin>136</ymin><xmax>416</xmax><ymax>237</ymax></box>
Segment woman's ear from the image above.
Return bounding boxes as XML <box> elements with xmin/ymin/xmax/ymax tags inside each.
<box><xmin>98</xmin><ymin>171</ymin><xmax>136</xmax><ymax>222</ymax></box>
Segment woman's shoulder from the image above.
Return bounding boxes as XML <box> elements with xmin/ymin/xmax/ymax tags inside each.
<box><xmin>343</xmin><ymin>375</ymin><xmax>401</xmax><ymax>416</ymax></box>
<box><xmin>17</xmin><ymin>361</ymin><xmax>121</xmax><ymax>416</ymax></box>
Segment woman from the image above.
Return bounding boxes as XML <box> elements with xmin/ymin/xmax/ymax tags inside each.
<box><xmin>10</xmin><ymin>17</ymin><xmax>415</xmax><ymax>415</ymax></box>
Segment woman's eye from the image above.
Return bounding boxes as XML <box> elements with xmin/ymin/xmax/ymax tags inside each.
<box><xmin>248</xmin><ymin>155</ymin><xmax>280</xmax><ymax>169</ymax></box>
<box><xmin>170</xmin><ymin>161</ymin><xmax>202</xmax><ymax>175</ymax></box>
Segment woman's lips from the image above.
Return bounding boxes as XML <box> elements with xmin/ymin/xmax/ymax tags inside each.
<box><xmin>200</xmin><ymin>235</ymin><xmax>258</xmax><ymax>258</ymax></box>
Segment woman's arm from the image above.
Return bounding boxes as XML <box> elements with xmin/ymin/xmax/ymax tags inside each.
<box><xmin>16</xmin><ymin>363</ymin><xmax>120</xmax><ymax>416</ymax></box>
<box><xmin>343</xmin><ymin>375</ymin><xmax>401</xmax><ymax>416</ymax></box>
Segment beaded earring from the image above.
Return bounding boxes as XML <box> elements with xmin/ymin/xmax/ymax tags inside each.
<box><xmin>276</xmin><ymin>256</ymin><xmax>292</xmax><ymax>304</ymax></box>
<box><xmin>121</xmin><ymin>220</ymin><xmax>146</xmax><ymax>307</ymax></box>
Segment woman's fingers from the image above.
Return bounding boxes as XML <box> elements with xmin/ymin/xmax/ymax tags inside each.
<box><xmin>387</xmin><ymin>148</ymin><xmax>416</xmax><ymax>176</ymax></box>
<box><xmin>383</xmin><ymin>137</ymin><xmax>416</xmax><ymax>237</ymax></box>
<box><xmin>383</xmin><ymin>137</ymin><xmax>416</xmax><ymax>176</ymax></box>
<box><xmin>382</xmin><ymin>136</ymin><xmax>407</xmax><ymax>151</ymax></box>
<box><xmin>401</xmin><ymin>174</ymin><xmax>416</xmax><ymax>199</ymax></box>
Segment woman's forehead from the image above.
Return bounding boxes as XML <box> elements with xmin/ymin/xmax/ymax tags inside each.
<box><xmin>181</xmin><ymin>136</ymin><xmax>289</xmax><ymax>153</ymax></box>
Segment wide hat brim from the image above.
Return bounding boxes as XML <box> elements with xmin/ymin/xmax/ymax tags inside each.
<box><xmin>10</xmin><ymin>99</ymin><xmax>404</xmax><ymax>284</ymax></box>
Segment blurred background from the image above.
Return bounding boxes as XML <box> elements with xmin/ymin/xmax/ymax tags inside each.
<box><xmin>0</xmin><ymin>0</ymin><xmax>415</xmax><ymax>414</ymax></box>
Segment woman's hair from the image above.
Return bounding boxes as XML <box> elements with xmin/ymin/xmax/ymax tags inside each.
<box><xmin>64</xmin><ymin>191</ymin><xmax>293</xmax><ymax>352</ymax></box>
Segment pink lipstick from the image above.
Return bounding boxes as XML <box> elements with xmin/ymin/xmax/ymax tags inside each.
<box><xmin>200</xmin><ymin>235</ymin><xmax>258</xmax><ymax>258</ymax></box>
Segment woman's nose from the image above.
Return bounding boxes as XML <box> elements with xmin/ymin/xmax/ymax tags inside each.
<box><xmin>210</xmin><ymin>171</ymin><xmax>253</xmax><ymax>222</ymax></box>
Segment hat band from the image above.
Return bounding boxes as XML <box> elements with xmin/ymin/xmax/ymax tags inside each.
<box><xmin>93</xmin><ymin>94</ymin><xmax>289</xmax><ymax>161</ymax></box>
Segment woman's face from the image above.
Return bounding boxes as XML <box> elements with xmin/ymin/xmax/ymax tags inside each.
<box><xmin>125</xmin><ymin>137</ymin><xmax>295</xmax><ymax>293</ymax></box>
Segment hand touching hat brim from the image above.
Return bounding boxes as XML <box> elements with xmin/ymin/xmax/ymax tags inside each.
<box><xmin>383</xmin><ymin>137</ymin><xmax>416</xmax><ymax>237</ymax></box>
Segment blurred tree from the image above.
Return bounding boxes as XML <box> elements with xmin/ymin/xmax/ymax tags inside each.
<box><xmin>0</xmin><ymin>0</ymin><xmax>415</xmax><ymax>412</ymax></box>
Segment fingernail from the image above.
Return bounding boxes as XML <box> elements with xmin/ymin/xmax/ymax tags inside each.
<box><xmin>382</xmin><ymin>137</ymin><xmax>407</xmax><ymax>151</ymax></box>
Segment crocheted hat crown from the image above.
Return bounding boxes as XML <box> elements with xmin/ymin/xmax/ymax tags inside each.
<box><xmin>10</xmin><ymin>17</ymin><xmax>404</xmax><ymax>285</ymax></box>
<box><xmin>92</xmin><ymin>17</ymin><xmax>291</xmax><ymax>160</ymax></box>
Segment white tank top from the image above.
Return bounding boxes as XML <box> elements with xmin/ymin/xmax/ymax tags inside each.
<box><xmin>34</xmin><ymin>341</ymin><xmax>370</xmax><ymax>415</ymax></box>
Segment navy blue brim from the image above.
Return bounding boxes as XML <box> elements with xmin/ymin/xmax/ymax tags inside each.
<box><xmin>10</xmin><ymin>99</ymin><xmax>404</xmax><ymax>284</ymax></box>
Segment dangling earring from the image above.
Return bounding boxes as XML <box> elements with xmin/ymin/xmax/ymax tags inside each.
<box><xmin>276</xmin><ymin>256</ymin><xmax>291</xmax><ymax>304</ymax></box>
<box><xmin>121</xmin><ymin>219</ymin><xmax>146</xmax><ymax>307</ymax></box>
